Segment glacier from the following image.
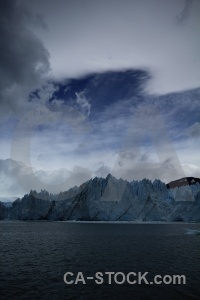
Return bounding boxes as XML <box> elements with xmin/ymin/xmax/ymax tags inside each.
<box><xmin>0</xmin><ymin>175</ymin><xmax>200</xmax><ymax>222</ymax></box>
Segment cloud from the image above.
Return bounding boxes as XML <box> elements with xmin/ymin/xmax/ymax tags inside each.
<box><xmin>27</xmin><ymin>0</ymin><xmax>200</xmax><ymax>94</ymax></box>
<box><xmin>0</xmin><ymin>159</ymin><xmax>92</xmax><ymax>198</ymax></box>
<box><xmin>1</xmin><ymin>1</ymin><xmax>200</xmax><ymax>198</ymax></box>
<box><xmin>1</xmin><ymin>108</ymin><xmax>200</xmax><ymax>198</ymax></box>
<box><xmin>75</xmin><ymin>92</ymin><xmax>91</xmax><ymax>117</ymax></box>
<box><xmin>95</xmin><ymin>165</ymin><xmax>111</xmax><ymax>178</ymax></box>
<box><xmin>111</xmin><ymin>155</ymin><xmax>200</xmax><ymax>183</ymax></box>
<box><xmin>0</xmin><ymin>70</ymin><xmax>198</xmax><ymax>191</ymax></box>
<box><xmin>0</xmin><ymin>0</ymin><xmax>50</xmax><ymax>119</ymax></box>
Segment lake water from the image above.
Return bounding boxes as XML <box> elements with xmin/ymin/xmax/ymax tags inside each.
<box><xmin>0</xmin><ymin>222</ymin><xmax>200</xmax><ymax>300</ymax></box>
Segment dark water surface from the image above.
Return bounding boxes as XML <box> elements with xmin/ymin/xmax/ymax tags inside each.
<box><xmin>0</xmin><ymin>222</ymin><xmax>200</xmax><ymax>300</ymax></box>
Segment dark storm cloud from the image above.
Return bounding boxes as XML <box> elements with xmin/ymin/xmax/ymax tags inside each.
<box><xmin>0</xmin><ymin>0</ymin><xmax>50</xmax><ymax>117</ymax></box>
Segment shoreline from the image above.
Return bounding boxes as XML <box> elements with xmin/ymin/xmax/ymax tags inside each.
<box><xmin>0</xmin><ymin>220</ymin><xmax>200</xmax><ymax>224</ymax></box>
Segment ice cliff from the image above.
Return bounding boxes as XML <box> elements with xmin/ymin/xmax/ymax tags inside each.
<box><xmin>1</xmin><ymin>175</ymin><xmax>200</xmax><ymax>222</ymax></box>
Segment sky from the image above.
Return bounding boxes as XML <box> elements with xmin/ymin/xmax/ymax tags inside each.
<box><xmin>0</xmin><ymin>0</ymin><xmax>200</xmax><ymax>198</ymax></box>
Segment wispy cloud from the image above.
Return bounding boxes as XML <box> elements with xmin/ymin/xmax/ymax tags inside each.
<box><xmin>75</xmin><ymin>92</ymin><xmax>91</xmax><ymax>117</ymax></box>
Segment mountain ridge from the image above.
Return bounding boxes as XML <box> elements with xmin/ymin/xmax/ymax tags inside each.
<box><xmin>0</xmin><ymin>175</ymin><xmax>200</xmax><ymax>222</ymax></box>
